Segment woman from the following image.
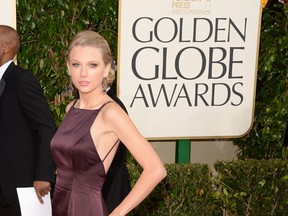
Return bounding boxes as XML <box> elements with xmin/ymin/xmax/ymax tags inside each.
<box><xmin>50</xmin><ymin>30</ymin><xmax>167</xmax><ymax>216</ymax></box>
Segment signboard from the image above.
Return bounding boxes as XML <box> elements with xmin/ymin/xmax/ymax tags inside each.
<box><xmin>0</xmin><ymin>0</ymin><xmax>16</xmax><ymax>28</ymax></box>
<box><xmin>118</xmin><ymin>0</ymin><xmax>262</xmax><ymax>139</ymax></box>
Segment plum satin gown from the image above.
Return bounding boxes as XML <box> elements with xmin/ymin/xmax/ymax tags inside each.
<box><xmin>51</xmin><ymin>101</ymin><xmax>117</xmax><ymax>216</ymax></box>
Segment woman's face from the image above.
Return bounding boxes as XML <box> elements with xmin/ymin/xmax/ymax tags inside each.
<box><xmin>67</xmin><ymin>45</ymin><xmax>110</xmax><ymax>95</ymax></box>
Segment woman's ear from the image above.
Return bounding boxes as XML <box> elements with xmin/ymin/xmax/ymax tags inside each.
<box><xmin>104</xmin><ymin>63</ymin><xmax>111</xmax><ymax>77</ymax></box>
<box><xmin>67</xmin><ymin>62</ymin><xmax>71</xmax><ymax>75</ymax></box>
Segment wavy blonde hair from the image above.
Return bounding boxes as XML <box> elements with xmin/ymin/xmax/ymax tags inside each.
<box><xmin>67</xmin><ymin>30</ymin><xmax>115</xmax><ymax>88</ymax></box>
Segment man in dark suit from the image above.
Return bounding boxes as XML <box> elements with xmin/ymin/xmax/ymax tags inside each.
<box><xmin>265</xmin><ymin>0</ymin><xmax>286</xmax><ymax>9</ymax></box>
<box><xmin>0</xmin><ymin>25</ymin><xmax>56</xmax><ymax>216</ymax></box>
<box><xmin>102</xmin><ymin>74</ymin><xmax>131</xmax><ymax>212</ymax></box>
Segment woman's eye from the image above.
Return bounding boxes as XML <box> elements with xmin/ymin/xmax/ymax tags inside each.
<box><xmin>72</xmin><ymin>63</ymin><xmax>79</xmax><ymax>67</ymax></box>
<box><xmin>89</xmin><ymin>64</ymin><xmax>97</xmax><ymax>68</ymax></box>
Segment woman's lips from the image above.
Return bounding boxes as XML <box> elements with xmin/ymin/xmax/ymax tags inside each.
<box><xmin>79</xmin><ymin>81</ymin><xmax>89</xmax><ymax>86</ymax></box>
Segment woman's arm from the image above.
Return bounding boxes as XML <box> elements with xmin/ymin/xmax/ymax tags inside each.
<box><xmin>104</xmin><ymin>104</ymin><xmax>167</xmax><ymax>216</ymax></box>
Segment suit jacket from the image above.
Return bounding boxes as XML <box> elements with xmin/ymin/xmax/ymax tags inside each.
<box><xmin>265</xmin><ymin>0</ymin><xmax>284</xmax><ymax>9</ymax></box>
<box><xmin>102</xmin><ymin>88</ymin><xmax>131</xmax><ymax>213</ymax></box>
<box><xmin>0</xmin><ymin>62</ymin><xmax>56</xmax><ymax>214</ymax></box>
<box><xmin>283</xmin><ymin>123</ymin><xmax>288</xmax><ymax>146</ymax></box>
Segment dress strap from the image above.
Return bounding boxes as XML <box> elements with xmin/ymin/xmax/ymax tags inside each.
<box><xmin>99</xmin><ymin>100</ymin><xmax>114</xmax><ymax>110</ymax></box>
<box><xmin>102</xmin><ymin>139</ymin><xmax>119</xmax><ymax>162</ymax></box>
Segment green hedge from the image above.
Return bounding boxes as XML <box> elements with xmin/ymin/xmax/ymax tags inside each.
<box><xmin>128</xmin><ymin>163</ymin><xmax>222</xmax><ymax>216</ymax></box>
<box><xmin>127</xmin><ymin>160</ymin><xmax>288</xmax><ymax>215</ymax></box>
<box><xmin>214</xmin><ymin>159</ymin><xmax>288</xmax><ymax>216</ymax></box>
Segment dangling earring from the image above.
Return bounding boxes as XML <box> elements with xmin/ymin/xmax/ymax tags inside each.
<box><xmin>102</xmin><ymin>77</ymin><xmax>108</xmax><ymax>93</ymax></box>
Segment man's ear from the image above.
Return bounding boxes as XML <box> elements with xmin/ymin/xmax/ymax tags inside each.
<box><xmin>3</xmin><ymin>42</ymin><xmax>10</xmax><ymax>54</ymax></box>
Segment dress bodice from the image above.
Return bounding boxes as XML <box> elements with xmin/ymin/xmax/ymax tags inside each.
<box><xmin>51</xmin><ymin>103</ymin><xmax>111</xmax><ymax>216</ymax></box>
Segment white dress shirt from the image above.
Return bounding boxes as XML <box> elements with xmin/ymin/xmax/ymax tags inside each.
<box><xmin>0</xmin><ymin>60</ymin><xmax>12</xmax><ymax>80</ymax></box>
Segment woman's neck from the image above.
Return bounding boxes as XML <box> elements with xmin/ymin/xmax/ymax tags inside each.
<box><xmin>78</xmin><ymin>91</ymin><xmax>107</xmax><ymax>109</ymax></box>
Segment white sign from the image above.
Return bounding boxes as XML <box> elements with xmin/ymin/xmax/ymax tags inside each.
<box><xmin>118</xmin><ymin>0</ymin><xmax>262</xmax><ymax>139</ymax></box>
<box><xmin>0</xmin><ymin>0</ymin><xmax>16</xmax><ymax>28</ymax></box>
<box><xmin>17</xmin><ymin>187</ymin><xmax>52</xmax><ymax>216</ymax></box>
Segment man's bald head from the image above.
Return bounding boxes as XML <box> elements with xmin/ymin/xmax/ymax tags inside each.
<box><xmin>0</xmin><ymin>25</ymin><xmax>20</xmax><ymax>66</ymax></box>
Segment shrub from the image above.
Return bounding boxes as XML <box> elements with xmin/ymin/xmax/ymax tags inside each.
<box><xmin>214</xmin><ymin>159</ymin><xmax>288</xmax><ymax>215</ymax></box>
<box><xmin>128</xmin><ymin>163</ymin><xmax>222</xmax><ymax>216</ymax></box>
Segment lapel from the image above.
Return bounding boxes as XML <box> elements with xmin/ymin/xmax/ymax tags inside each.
<box><xmin>0</xmin><ymin>78</ymin><xmax>5</xmax><ymax>97</ymax></box>
<box><xmin>2</xmin><ymin>61</ymin><xmax>15</xmax><ymax>81</ymax></box>
<box><xmin>0</xmin><ymin>62</ymin><xmax>15</xmax><ymax>97</ymax></box>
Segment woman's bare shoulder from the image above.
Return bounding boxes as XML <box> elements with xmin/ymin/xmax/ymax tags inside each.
<box><xmin>102</xmin><ymin>101</ymin><xmax>127</xmax><ymax>120</ymax></box>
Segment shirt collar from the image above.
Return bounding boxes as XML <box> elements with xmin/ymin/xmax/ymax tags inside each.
<box><xmin>0</xmin><ymin>60</ymin><xmax>13</xmax><ymax>80</ymax></box>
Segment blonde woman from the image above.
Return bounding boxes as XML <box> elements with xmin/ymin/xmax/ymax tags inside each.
<box><xmin>50</xmin><ymin>30</ymin><xmax>166</xmax><ymax>216</ymax></box>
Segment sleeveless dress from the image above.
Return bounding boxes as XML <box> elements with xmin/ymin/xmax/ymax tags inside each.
<box><xmin>51</xmin><ymin>101</ymin><xmax>117</xmax><ymax>216</ymax></box>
